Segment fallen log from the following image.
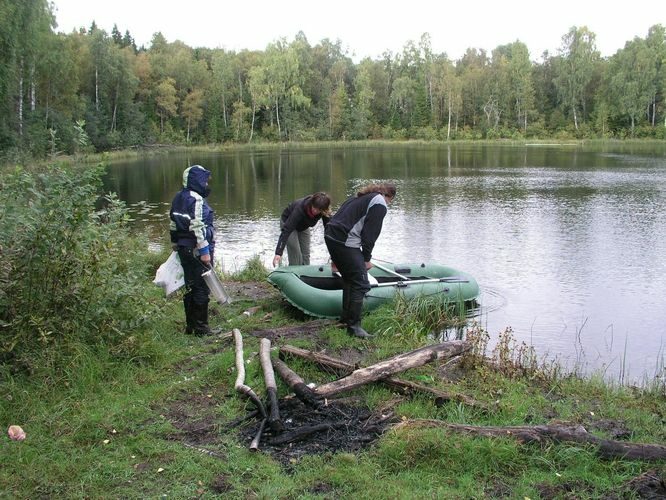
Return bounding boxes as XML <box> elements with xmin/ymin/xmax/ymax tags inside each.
<box><xmin>259</xmin><ymin>338</ymin><xmax>284</xmax><ymax>432</ymax></box>
<box><xmin>280</xmin><ymin>344</ymin><xmax>487</xmax><ymax>410</ymax></box>
<box><xmin>232</xmin><ymin>328</ymin><xmax>267</xmax><ymax>419</ymax></box>
<box><xmin>394</xmin><ymin>419</ymin><xmax>666</xmax><ymax>462</ymax></box>
<box><xmin>272</xmin><ymin>358</ymin><xmax>320</xmax><ymax>407</ymax></box>
<box><xmin>313</xmin><ymin>340</ymin><xmax>470</xmax><ymax>398</ymax></box>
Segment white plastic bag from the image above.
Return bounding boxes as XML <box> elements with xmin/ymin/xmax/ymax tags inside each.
<box><xmin>153</xmin><ymin>251</ymin><xmax>185</xmax><ymax>296</ymax></box>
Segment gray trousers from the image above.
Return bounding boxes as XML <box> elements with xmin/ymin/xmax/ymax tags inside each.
<box><xmin>284</xmin><ymin>226</ymin><xmax>311</xmax><ymax>265</ymax></box>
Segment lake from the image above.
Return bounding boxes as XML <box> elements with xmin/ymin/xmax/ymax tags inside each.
<box><xmin>103</xmin><ymin>142</ymin><xmax>666</xmax><ymax>384</ymax></box>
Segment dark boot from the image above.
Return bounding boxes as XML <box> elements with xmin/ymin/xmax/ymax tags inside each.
<box><xmin>339</xmin><ymin>282</ymin><xmax>351</xmax><ymax>326</ymax></box>
<box><xmin>346</xmin><ymin>299</ymin><xmax>372</xmax><ymax>338</ymax></box>
<box><xmin>183</xmin><ymin>295</ymin><xmax>195</xmax><ymax>335</ymax></box>
<box><xmin>192</xmin><ymin>302</ymin><xmax>217</xmax><ymax>336</ymax></box>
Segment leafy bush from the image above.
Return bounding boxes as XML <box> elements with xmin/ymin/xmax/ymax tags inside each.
<box><xmin>0</xmin><ymin>163</ymin><xmax>162</xmax><ymax>373</ymax></box>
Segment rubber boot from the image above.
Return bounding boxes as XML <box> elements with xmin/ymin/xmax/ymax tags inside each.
<box><xmin>183</xmin><ymin>295</ymin><xmax>195</xmax><ymax>335</ymax></box>
<box><xmin>346</xmin><ymin>299</ymin><xmax>373</xmax><ymax>339</ymax></box>
<box><xmin>192</xmin><ymin>302</ymin><xmax>217</xmax><ymax>336</ymax></box>
<box><xmin>338</xmin><ymin>282</ymin><xmax>351</xmax><ymax>326</ymax></box>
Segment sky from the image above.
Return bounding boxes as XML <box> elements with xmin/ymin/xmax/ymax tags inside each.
<box><xmin>51</xmin><ymin>0</ymin><xmax>662</xmax><ymax>62</ymax></box>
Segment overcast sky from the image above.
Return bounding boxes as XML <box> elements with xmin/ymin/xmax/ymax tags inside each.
<box><xmin>51</xmin><ymin>0</ymin><xmax>662</xmax><ymax>61</ymax></box>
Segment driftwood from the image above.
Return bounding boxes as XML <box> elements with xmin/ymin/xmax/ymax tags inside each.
<box><xmin>313</xmin><ymin>340</ymin><xmax>471</xmax><ymax>398</ymax></box>
<box><xmin>259</xmin><ymin>338</ymin><xmax>284</xmax><ymax>432</ymax></box>
<box><xmin>232</xmin><ymin>328</ymin><xmax>267</xmax><ymax>419</ymax></box>
<box><xmin>272</xmin><ymin>357</ymin><xmax>320</xmax><ymax>407</ymax></box>
<box><xmin>280</xmin><ymin>344</ymin><xmax>487</xmax><ymax>410</ymax></box>
<box><xmin>394</xmin><ymin>419</ymin><xmax>666</xmax><ymax>462</ymax></box>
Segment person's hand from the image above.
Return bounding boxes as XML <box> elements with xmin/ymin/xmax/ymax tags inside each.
<box><xmin>200</xmin><ymin>253</ymin><xmax>211</xmax><ymax>265</ymax></box>
<box><xmin>273</xmin><ymin>255</ymin><xmax>282</xmax><ymax>268</ymax></box>
<box><xmin>171</xmin><ymin>244</ymin><xmax>179</xmax><ymax>251</ymax></box>
<box><xmin>330</xmin><ymin>261</ymin><xmax>338</xmax><ymax>273</ymax></box>
<box><xmin>365</xmin><ymin>261</ymin><xmax>373</xmax><ymax>270</ymax></box>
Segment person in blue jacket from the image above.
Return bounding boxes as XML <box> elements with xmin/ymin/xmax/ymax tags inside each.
<box><xmin>324</xmin><ymin>182</ymin><xmax>396</xmax><ymax>338</ymax></box>
<box><xmin>169</xmin><ymin>165</ymin><xmax>216</xmax><ymax>335</ymax></box>
<box><xmin>272</xmin><ymin>192</ymin><xmax>332</xmax><ymax>267</ymax></box>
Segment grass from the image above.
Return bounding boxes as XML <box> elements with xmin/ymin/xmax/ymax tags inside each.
<box><xmin>1</xmin><ymin>261</ymin><xmax>665</xmax><ymax>498</ymax></box>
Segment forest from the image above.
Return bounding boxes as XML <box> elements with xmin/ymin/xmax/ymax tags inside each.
<box><xmin>1</xmin><ymin>0</ymin><xmax>665</xmax><ymax>159</ymax></box>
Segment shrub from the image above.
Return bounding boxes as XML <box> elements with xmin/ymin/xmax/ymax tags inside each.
<box><xmin>0</xmin><ymin>163</ymin><xmax>162</xmax><ymax>373</ymax></box>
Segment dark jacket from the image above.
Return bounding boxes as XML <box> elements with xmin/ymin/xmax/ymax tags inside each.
<box><xmin>324</xmin><ymin>192</ymin><xmax>388</xmax><ymax>262</ymax></box>
<box><xmin>169</xmin><ymin>165</ymin><xmax>215</xmax><ymax>256</ymax></box>
<box><xmin>274</xmin><ymin>195</ymin><xmax>330</xmax><ymax>256</ymax></box>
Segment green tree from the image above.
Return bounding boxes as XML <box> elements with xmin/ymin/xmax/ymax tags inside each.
<box><xmin>181</xmin><ymin>88</ymin><xmax>204</xmax><ymax>142</ymax></box>
<box><xmin>155</xmin><ymin>77</ymin><xmax>178</xmax><ymax>134</ymax></box>
<box><xmin>554</xmin><ymin>26</ymin><xmax>600</xmax><ymax>131</ymax></box>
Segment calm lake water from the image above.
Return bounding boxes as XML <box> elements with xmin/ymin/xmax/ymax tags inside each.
<box><xmin>104</xmin><ymin>143</ymin><xmax>666</xmax><ymax>384</ymax></box>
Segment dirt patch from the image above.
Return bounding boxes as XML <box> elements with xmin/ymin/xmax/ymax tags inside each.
<box><xmin>237</xmin><ymin>397</ymin><xmax>396</xmax><ymax>466</ymax></box>
<box><xmin>248</xmin><ymin>319</ymin><xmax>337</xmax><ymax>341</ymax></box>
<box><xmin>223</xmin><ymin>280</ymin><xmax>279</xmax><ymax>302</ymax></box>
<box><xmin>622</xmin><ymin>469</ymin><xmax>666</xmax><ymax>499</ymax></box>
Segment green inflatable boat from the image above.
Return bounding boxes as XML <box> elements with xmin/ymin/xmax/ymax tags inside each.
<box><xmin>267</xmin><ymin>262</ymin><xmax>480</xmax><ymax>319</ymax></box>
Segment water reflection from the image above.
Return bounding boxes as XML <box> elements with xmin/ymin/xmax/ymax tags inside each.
<box><xmin>104</xmin><ymin>143</ymin><xmax>666</xmax><ymax>384</ymax></box>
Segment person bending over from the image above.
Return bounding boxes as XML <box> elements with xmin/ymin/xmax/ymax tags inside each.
<box><xmin>324</xmin><ymin>182</ymin><xmax>396</xmax><ymax>338</ymax></box>
<box><xmin>272</xmin><ymin>192</ymin><xmax>331</xmax><ymax>267</ymax></box>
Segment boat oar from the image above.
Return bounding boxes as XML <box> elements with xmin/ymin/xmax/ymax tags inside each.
<box><xmin>370</xmin><ymin>277</ymin><xmax>469</xmax><ymax>288</ymax></box>
<box><xmin>371</xmin><ymin>261</ymin><xmax>410</xmax><ymax>281</ymax></box>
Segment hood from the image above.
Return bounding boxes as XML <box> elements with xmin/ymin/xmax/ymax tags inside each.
<box><xmin>182</xmin><ymin>165</ymin><xmax>211</xmax><ymax>196</ymax></box>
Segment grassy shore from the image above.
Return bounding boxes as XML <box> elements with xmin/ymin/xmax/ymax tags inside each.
<box><xmin>1</xmin><ymin>256</ymin><xmax>664</xmax><ymax>498</ymax></box>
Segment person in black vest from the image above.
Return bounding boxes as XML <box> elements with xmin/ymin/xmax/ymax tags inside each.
<box><xmin>169</xmin><ymin>165</ymin><xmax>217</xmax><ymax>336</ymax></box>
<box><xmin>272</xmin><ymin>192</ymin><xmax>332</xmax><ymax>267</ymax></box>
<box><xmin>324</xmin><ymin>182</ymin><xmax>396</xmax><ymax>338</ymax></box>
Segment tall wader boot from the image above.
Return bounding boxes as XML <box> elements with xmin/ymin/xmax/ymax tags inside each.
<box><xmin>183</xmin><ymin>295</ymin><xmax>195</xmax><ymax>335</ymax></box>
<box><xmin>339</xmin><ymin>282</ymin><xmax>352</xmax><ymax>326</ymax></box>
<box><xmin>346</xmin><ymin>298</ymin><xmax>373</xmax><ymax>339</ymax></box>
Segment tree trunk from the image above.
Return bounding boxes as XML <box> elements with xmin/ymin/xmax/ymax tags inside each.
<box><xmin>18</xmin><ymin>60</ymin><xmax>24</xmax><ymax>137</ymax></box>
<box><xmin>30</xmin><ymin>63</ymin><xmax>35</xmax><ymax>112</ymax></box>
<box><xmin>248</xmin><ymin>102</ymin><xmax>256</xmax><ymax>143</ymax></box>
<box><xmin>447</xmin><ymin>91</ymin><xmax>452</xmax><ymax>140</ymax></box>
<box><xmin>95</xmin><ymin>66</ymin><xmax>99</xmax><ymax>112</ymax></box>
<box><xmin>275</xmin><ymin>96</ymin><xmax>281</xmax><ymax>140</ymax></box>
<box><xmin>314</xmin><ymin>341</ymin><xmax>470</xmax><ymax>398</ymax></box>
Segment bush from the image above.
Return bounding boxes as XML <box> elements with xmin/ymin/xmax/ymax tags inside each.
<box><xmin>0</xmin><ymin>163</ymin><xmax>162</xmax><ymax>373</ymax></box>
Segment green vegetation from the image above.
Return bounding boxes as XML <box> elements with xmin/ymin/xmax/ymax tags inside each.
<box><xmin>2</xmin><ymin>1</ymin><xmax>666</xmax><ymax>162</ymax></box>
<box><xmin>1</xmin><ymin>163</ymin><xmax>665</xmax><ymax>498</ymax></box>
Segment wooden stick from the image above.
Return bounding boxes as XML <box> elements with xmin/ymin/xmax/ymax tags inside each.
<box><xmin>269</xmin><ymin>422</ymin><xmax>345</xmax><ymax>446</ymax></box>
<box><xmin>249</xmin><ymin>418</ymin><xmax>267</xmax><ymax>452</ymax></box>
<box><xmin>272</xmin><ymin>357</ymin><xmax>320</xmax><ymax>407</ymax></box>
<box><xmin>233</xmin><ymin>328</ymin><xmax>267</xmax><ymax>418</ymax></box>
<box><xmin>280</xmin><ymin>344</ymin><xmax>487</xmax><ymax>410</ymax></box>
<box><xmin>394</xmin><ymin>419</ymin><xmax>666</xmax><ymax>462</ymax></box>
<box><xmin>259</xmin><ymin>338</ymin><xmax>284</xmax><ymax>432</ymax></box>
<box><xmin>313</xmin><ymin>340</ymin><xmax>470</xmax><ymax>398</ymax></box>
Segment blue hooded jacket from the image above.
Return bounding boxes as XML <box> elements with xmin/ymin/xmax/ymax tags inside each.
<box><xmin>169</xmin><ymin>165</ymin><xmax>215</xmax><ymax>256</ymax></box>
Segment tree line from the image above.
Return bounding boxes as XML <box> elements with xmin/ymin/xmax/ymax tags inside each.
<box><xmin>1</xmin><ymin>0</ymin><xmax>665</xmax><ymax>158</ymax></box>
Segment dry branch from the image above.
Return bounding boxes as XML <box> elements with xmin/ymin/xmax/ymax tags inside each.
<box><xmin>233</xmin><ymin>328</ymin><xmax>267</xmax><ymax>418</ymax></box>
<box><xmin>313</xmin><ymin>340</ymin><xmax>471</xmax><ymax>398</ymax></box>
<box><xmin>272</xmin><ymin>357</ymin><xmax>320</xmax><ymax>407</ymax></box>
<box><xmin>395</xmin><ymin>420</ymin><xmax>666</xmax><ymax>462</ymax></box>
<box><xmin>259</xmin><ymin>338</ymin><xmax>283</xmax><ymax>432</ymax></box>
<box><xmin>280</xmin><ymin>344</ymin><xmax>487</xmax><ymax>410</ymax></box>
